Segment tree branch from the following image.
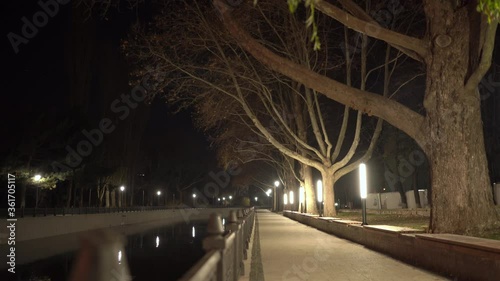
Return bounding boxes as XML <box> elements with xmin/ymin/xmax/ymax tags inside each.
<box><xmin>335</xmin><ymin>0</ymin><xmax>424</xmax><ymax>62</ymax></box>
<box><xmin>213</xmin><ymin>0</ymin><xmax>428</xmax><ymax>148</ymax></box>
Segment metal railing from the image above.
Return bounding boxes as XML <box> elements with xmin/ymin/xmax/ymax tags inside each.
<box><xmin>178</xmin><ymin>208</ymin><xmax>255</xmax><ymax>281</ymax></box>
<box><xmin>66</xmin><ymin>207</ymin><xmax>255</xmax><ymax>281</ymax></box>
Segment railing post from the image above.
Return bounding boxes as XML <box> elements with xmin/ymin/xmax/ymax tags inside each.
<box><xmin>237</xmin><ymin>210</ymin><xmax>248</xmax><ymax>261</ymax></box>
<box><xmin>202</xmin><ymin>213</ymin><xmax>225</xmax><ymax>281</ymax></box>
<box><xmin>227</xmin><ymin>210</ymin><xmax>243</xmax><ymax>280</ymax></box>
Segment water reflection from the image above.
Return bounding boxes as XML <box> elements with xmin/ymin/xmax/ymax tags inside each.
<box><xmin>2</xmin><ymin>221</ymin><xmax>208</xmax><ymax>281</ymax></box>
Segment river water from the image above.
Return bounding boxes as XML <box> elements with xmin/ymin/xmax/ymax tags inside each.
<box><xmin>1</xmin><ymin>220</ymin><xmax>211</xmax><ymax>281</ymax></box>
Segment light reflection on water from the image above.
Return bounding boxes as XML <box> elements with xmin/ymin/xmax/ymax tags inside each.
<box><xmin>2</xmin><ymin>221</ymin><xmax>209</xmax><ymax>281</ymax></box>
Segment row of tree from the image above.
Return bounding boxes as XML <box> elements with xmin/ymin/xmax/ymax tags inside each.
<box><xmin>122</xmin><ymin>0</ymin><xmax>498</xmax><ymax>234</ymax></box>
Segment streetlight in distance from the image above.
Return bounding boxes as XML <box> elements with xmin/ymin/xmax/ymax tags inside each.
<box><xmin>120</xmin><ymin>186</ymin><xmax>125</xmax><ymax>207</ymax></box>
<box><xmin>273</xmin><ymin>180</ymin><xmax>280</xmax><ymax>211</ymax></box>
<box><xmin>254</xmin><ymin>197</ymin><xmax>258</xmax><ymax>202</ymax></box>
<box><xmin>283</xmin><ymin>193</ymin><xmax>288</xmax><ymax>206</ymax></box>
<box><xmin>317</xmin><ymin>180</ymin><xmax>323</xmax><ymax>217</ymax></box>
<box><xmin>192</xmin><ymin>193</ymin><xmax>197</xmax><ymax>207</ymax></box>
<box><xmin>359</xmin><ymin>163</ymin><xmax>368</xmax><ymax>225</ymax></box>
<box><xmin>157</xmin><ymin>190</ymin><xmax>161</xmax><ymax>206</ymax></box>
<box><xmin>33</xmin><ymin>174</ymin><xmax>42</xmax><ymax>209</ymax></box>
<box><xmin>229</xmin><ymin>195</ymin><xmax>232</xmax><ymax>200</ymax></box>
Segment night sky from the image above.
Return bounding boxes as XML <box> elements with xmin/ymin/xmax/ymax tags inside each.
<box><xmin>2</xmin><ymin>1</ymin><xmax>214</xmax><ymax>165</ymax></box>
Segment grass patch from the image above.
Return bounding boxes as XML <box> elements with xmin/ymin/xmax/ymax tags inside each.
<box><xmin>335</xmin><ymin>210</ymin><xmax>500</xmax><ymax>240</ymax></box>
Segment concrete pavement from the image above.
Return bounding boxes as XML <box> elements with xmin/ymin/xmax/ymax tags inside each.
<box><xmin>249</xmin><ymin>209</ymin><xmax>448</xmax><ymax>281</ymax></box>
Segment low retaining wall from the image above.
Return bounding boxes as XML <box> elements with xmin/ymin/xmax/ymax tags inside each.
<box><xmin>0</xmin><ymin>208</ymin><xmax>235</xmax><ymax>243</ymax></box>
<box><xmin>284</xmin><ymin>211</ymin><xmax>500</xmax><ymax>281</ymax></box>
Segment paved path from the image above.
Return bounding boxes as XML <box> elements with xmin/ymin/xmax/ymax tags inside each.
<box><xmin>249</xmin><ymin>210</ymin><xmax>448</xmax><ymax>281</ymax></box>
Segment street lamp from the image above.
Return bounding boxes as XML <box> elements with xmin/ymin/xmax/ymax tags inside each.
<box><xmin>283</xmin><ymin>193</ymin><xmax>288</xmax><ymax>205</ymax></box>
<box><xmin>33</xmin><ymin>174</ymin><xmax>42</xmax><ymax>209</ymax></box>
<box><xmin>120</xmin><ymin>186</ymin><xmax>125</xmax><ymax>207</ymax></box>
<box><xmin>359</xmin><ymin>163</ymin><xmax>368</xmax><ymax>225</ymax></box>
<box><xmin>317</xmin><ymin>180</ymin><xmax>323</xmax><ymax>217</ymax></box>
<box><xmin>273</xmin><ymin>180</ymin><xmax>280</xmax><ymax>211</ymax></box>
<box><xmin>157</xmin><ymin>190</ymin><xmax>161</xmax><ymax>206</ymax></box>
<box><xmin>192</xmin><ymin>193</ymin><xmax>197</xmax><ymax>207</ymax></box>
<box><xmin>229</xmin><ymin>195</ymin><xmax>232</xmax><ymax>200</ymax></box>
<box><xmin>255</xmin><ymin>197</ymin><xmax>258</xmax><ymax>202</ymax></box>
<box><xmin>289</xmin><ymin>191</ymin><xmax>294</xmax><ymax>205</ymax></box>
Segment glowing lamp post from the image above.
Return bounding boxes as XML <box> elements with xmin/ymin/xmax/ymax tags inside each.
<box><xmin>359</xmin><ymin>163</ymin><xmax>368</xmax><ymax>225</ymax></box>
<box><xmin>283</xmin><ymin>193</ymin><xmax>288</xmax><ymax>205</ymax></box>
<box><xmin>192</xmin><ymin>193</ymin><xmax>197</xmax><ymax>207</ymax></box>
<box><xmin>120</xmin><ymin>186</ymin><xmax>125</xmax><ymax>208</ymax></box>
<box><xmin>317</xmin><ymin>180</ymin><xmax>323</xmax><ymax>217</ymax></box>
<box><xmin>289</xmin><ymin>191</ymin><xmax>294</xmax><ymax>205</ymax></box>
<box><xmin>299</xmin><ymin>186</ymin><xmax>305</xmax><ymax>213</ymax></box>
<box><xmin>157</xmin><ymin>190</ymin><xmax>161</xmax><ymax>206</ymax></box>
<box><xmin>33</xmin><ymin>174</ymin><xmax>42</xmax><ymax>209</ymax></box>
<box><xmin>273</xmin><ymin>180</ymin><xmax>280</xmax><ymax>211</ymax></box>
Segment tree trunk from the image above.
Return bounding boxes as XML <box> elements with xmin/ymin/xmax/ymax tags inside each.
<box><xmin>413</xmin><ymin>169</ymin><xmax>421</xmax><ymax>208</ymax></box>
<box><xmin>79</xmin><ymin>187</ymin><xmax>84</xmax><ymax>207</ymax></box>
<box><xmin>20</xmin><ymin>180</ymin><xmax>27</xmax><ymax>208</ymax></box>
<box><xmin>303</xmin><ymin>165</ymin><xmax>318</xmax><ymax>214</ymax></box>
<box><xmin>111</xmin><ymin>189</ymin><xmax>116</xmax><ymax>208</ymax></box>
<box><xmin>66</xmin><ymin>178</ymin><xmax>73</xmax><ymax>208</ymax></box>
<box><xmin>424</xmin><ymin>3</ymin><xmax>498</xmax><ymax>234</ymax></box>
<box><xmin>105</xmin><ymin>189</ymin><xmax>110</xmax><ymax>208</ymax></box>
<box><xmin>322</xmin><ymin>170</ymin><xmax>337</xmax><ymax>217</ymax></box>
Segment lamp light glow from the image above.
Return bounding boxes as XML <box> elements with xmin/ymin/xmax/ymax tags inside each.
<box><xmin>299</xmin><ymin>186</ymin><xmax>305</xmax><ymax>204</ymax></box>
<box><xmin>274</xmin><ymin>180</ymin><xmax>280</xmax><ymax>187</ymax></box>
<box><xmin>156</xmin><ymin>236</ymin><xmax>160</xmax><ymax>248</ymax></box>
<box><xmin>34</xmin><ymin>175</ymin><xmax>42</xmax><ymax>181</ymax></box>
<box><xmin>284</xmin><ymin>194</ymin><xmax>288</xmax><ymax>205</ymax></box>
<box><xmin>192</xmin><ymin>193</ymin><xmax>196</xmax><ymax>198</ymax></box>
<box><xmin>157</xmin><ymin>191</ymin><xmax>161</xmax><ymax>196</ymax></box>
<box><xmin>192</xmin><ymin>226</ymin><xmax>196</xmax><ymax>238</ymax></box>
<box><xmin>120</xmin><ymin>186</ymin><xmax>125</xmax><ymax>192</ymax></box>
<box><xmin>317</xmin><ymin>180</ymin><xmax>323</xmax><ymax>202</ymax></box>
<box><xmin>289</xmin><ymin>191</ymin><xmax>294</xmax><ymax>204</ymax></box>
<box><xmin>254</xmin><ymin>197</ymin><xmax>258</xmax><ymax>201</ymax></box>
<box><xmin>359</xmin><ymin>163</ymin><xmax>367</xmax><ymax>199</ymax></box>
<box><xmin>266</xmin><ymin>189</ymin><xmax>272</xmax><ymax>196</ymax></box>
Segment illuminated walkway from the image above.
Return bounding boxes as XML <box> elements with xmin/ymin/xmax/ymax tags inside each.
<box><xmin>248</xmin><ymin>209</ymin><xmax>448</xmax><ymax>281</ymax></box>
